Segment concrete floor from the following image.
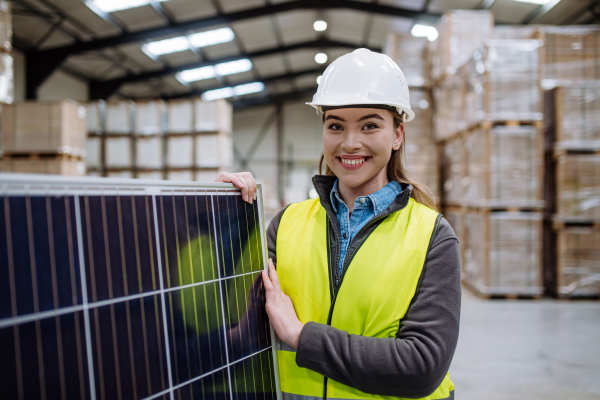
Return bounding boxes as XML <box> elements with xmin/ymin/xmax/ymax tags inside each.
<box><xmin>450</xmin><ymin>287</ymin><xmax>600</xmax><ymax>400</ymax></box>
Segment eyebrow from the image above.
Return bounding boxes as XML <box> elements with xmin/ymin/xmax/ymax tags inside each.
<box><xmin>324</xmin><ymin>113</ymin><xmax>385</xmax><ymax>123</ymax></box>
<box><xmin>357</xmin><ymin>114</ymin><xmax>384</xmax><ymax>122</ymax></box>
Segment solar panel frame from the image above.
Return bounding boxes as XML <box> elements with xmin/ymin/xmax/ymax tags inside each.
<box><xmin>0</xmin><ymin>173</ymin><xmax>281</xmax><ymax>400</ymax></box>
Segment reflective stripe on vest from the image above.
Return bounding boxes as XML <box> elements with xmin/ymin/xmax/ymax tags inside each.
<box><xmin>276</xmin><ymin>197</ymin><xmax>454</xmax><ymax>400</ymax></box>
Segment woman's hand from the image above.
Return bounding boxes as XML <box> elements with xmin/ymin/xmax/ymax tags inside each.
<box><xmin>262</xmin><ymin>259</ymin><xmax>304</xmax><ymax>349</ymax></box>
<box><xmin>215</xmin><ymin>172</ymin><xmax>256</xmax><ymax>204</ymax></box>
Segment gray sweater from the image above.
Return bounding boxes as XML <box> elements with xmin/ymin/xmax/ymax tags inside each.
<box><xmin>266</xmin><ymin>177</ymin><xmax>461</xmax><ymax>399</ymax></box>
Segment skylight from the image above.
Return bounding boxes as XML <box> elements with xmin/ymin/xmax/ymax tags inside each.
<box><xmin>411</xmin><ymin>24</ymin><xmax>438</xmax><ymax>42</ymax></box>
<box><xmin>90</xmin><ymin>0</ymin><xmax>168</xmax><ymax>13</ymax></box>
<box><xmin>142</xmin><ymin>28</ymin><xmax>235</xmax><ymax>57</ymax></box>
<box><xmin>176</xmin><ymin>59</ymin><xmax>253</xmax><ymax>84</ymax></box>
<box><xmin>201</xmin><ymin>82</ymin><xmax>265</xmax><ymax>101</ymax></box>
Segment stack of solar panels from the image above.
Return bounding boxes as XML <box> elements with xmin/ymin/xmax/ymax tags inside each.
<box><xmin>0</xmin><ymin>173</ymin><xmax>279</xmax><ymax>400</ymax></box>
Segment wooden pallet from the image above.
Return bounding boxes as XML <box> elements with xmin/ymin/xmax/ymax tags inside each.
<box><xmin>462</xmin><ymin>280</ymin><xmax>544</xmax><ymax>300</ymax></box>
<box><xmin>1</xmin><ymin>151</ymin><xmax>84</xmax><ymax>161</ymax></box>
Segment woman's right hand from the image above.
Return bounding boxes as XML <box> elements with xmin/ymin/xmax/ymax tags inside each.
<box><xmin>215</xmin><ymin>172</ymin><xmax>257</xmax><ymax>204</ymax></box>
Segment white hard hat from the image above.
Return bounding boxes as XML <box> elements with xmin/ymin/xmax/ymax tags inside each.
<box><xmin>307</xmin><ymin>48</ymin><xmax>415</xmax><ymax>122</ymax></box>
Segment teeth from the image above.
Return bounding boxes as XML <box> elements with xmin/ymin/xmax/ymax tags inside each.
<box><xmin>341</xmin><ymin>158</ymin><xmax>365</xmax><ymax>165</ymax></box>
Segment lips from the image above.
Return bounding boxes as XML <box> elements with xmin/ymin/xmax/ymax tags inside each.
<box><xmin>337</xmin><ymin>156</ymin><xmax>371</xmax><ymax>169</ymax></box>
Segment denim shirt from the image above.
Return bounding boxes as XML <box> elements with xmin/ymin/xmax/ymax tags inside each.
<box><xmin>330</xmin><ymin>179</ymin><xmax>404</xmax><ymax>276</ymax></box>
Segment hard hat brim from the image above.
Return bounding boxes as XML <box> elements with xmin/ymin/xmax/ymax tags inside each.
<box><xmin>306</xmin><ymin>95</ymin><xmax>415</xmax><ymax>122</ymax></box>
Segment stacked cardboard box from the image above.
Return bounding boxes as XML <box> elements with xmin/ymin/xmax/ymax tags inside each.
<box><xmin>87</xmin><ymin>98</ymin><xmax>233</xmax><ymax>182</ymax></box>
<box><xmin>0</xmin><ymin>0</ymin><xmax>12</xmax><ymax>104</ymax></box>
<box><xmin>430</xmin><ymin>11</ymin><xmax>546</xmax><ymax>297</ymax></box>
<box><xmin>0</xmin><ymin>100</ymin><xmax>87</xmax><ymax>176</ymax></box>
<box><xmin>545</xmin><ymin>84</ymin><xmax>600</xmax><ymax>298</ymax></box>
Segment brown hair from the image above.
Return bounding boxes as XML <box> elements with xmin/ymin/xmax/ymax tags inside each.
<box><xmin>318</xmin><ymin>109</ymin><xmax>439</xmax><ymax>211</ymax></box>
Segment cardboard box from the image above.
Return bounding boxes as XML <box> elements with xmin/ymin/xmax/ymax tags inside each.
<box><xmin>167</xmin><ymin>135</ymin><xmax>193</xmax><ymax>167</ymax></box>
<box><xmin>463</xmin><ymin>211</ymin><xmax>543</xmax><ymax>296</ymax></box>
<box><xmin>0</xmin><ymin>157</ymin><xmax>85</xmax><ymax>176</ymax></box>
<box><xmin>136</xmin><ymin>136</ymin><xmax>163</xmax><ymax>168</ymax></box>
<box><xmin>167</xmin><ymin>99</ymin><xmax>194</xmax><ymax>133</ymax></box>
<box><xmin>556</xmin><ymin>227</ymin><xmax>600</xmax><ymax>297</ymax></box>
<box><xmin>105</xmin><ymin>136</ymin><xmax>131</xmax><ymax>168</ymax></box>
<box><xmin>385</xmin><ymin>34</ymin><xmax>429</xmax><ymax>87</ymax></box>
<box><xmin>0</xmin><ymin>0</ymin><xmax>11</xmax><ymax>52</ymax></box>
<box><xmin>1</xmin><ymin>100</ymin><xmax>87</xmax><ymax>155</ymax></box>
<box><xmin>556</xmin><ymin>154</ymin><xmax>600</xmax><ymax>220</ymax></box>
<box><xmin>105</xmin><ymin>101</ymin><xmax>133</xmax><ymax>134</ymax></box>
<box><xmin>135</xmin><ymin>100</ymin><xmax>164</xmax><ymax>135</ymax></box>
<box><xmin>0</xmin><ymin>52</ymin><xmax>13</xmax><ymax>103</ymax></box>
<box><xmin>194</xmin><ymin>99</ymin><xmax>232</xmax><ymax>133</ymax></box>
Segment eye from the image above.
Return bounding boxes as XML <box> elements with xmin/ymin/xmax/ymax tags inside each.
<box><xmin>328</xmin><ymin>123</ymin><xmax>343</xmax><ymax>131</ymax></box>
<box><xmin>363</xmin><ymin>122</ymin><xmax>379</xmax><ymax>130</ymax></box>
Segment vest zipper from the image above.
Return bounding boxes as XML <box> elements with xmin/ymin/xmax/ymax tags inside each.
<box><xmin>322</xmin><ymin>209</ymin><xmax>397</xmax><ymax>400</ymax></box>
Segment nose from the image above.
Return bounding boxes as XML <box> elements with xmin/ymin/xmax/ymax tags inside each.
<box><xmin>341</xmin><ymin>130</ymin><xmax>362</xmax><ymax>152</ymax></box>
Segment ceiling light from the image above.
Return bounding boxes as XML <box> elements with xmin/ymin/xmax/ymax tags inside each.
<box><xmin>234</xmin><ymin>82</ymin><xmax>265</xmax><ymax>96</ymax></box>
<box><xmin>141</xmin><ymin>27</ymin><xmax>235</xmax><ymax>57</ymax></box>
<box><xmin>142</xmin><ymin>37</ymin><xmax>190</xmax><ymax>57</ymax></box>
<box><xmin>188</xmin><ymin>28</ymin><xmax>235</xmax><ymax>48</ymax></box>
<box><xmin>316</xmin><ymin>75</ymin><xmax>322</xmax><ymax>84</ymax></box>
<box><xmin>201</xmin><ymin>82</ymin><xmax>265</xmax><ymax>101</ymax></box>
<box><xmin>90</xmin><ymin>0</ymin><xmax>167</xmax><ymax>13</ymax></box>
<box><xmin>314</xmin><ymin>20</ymin><xmax>327</xmax><ymax>32</ymax></box>
<box><xmin>215</xmin><ymin>59</ymin><xmax>252</xmax><ymax>76</ymax></box>
<box><xmin>509</xmin><ymin>0</ymin><xmax>553</xmax><ymax>3</ymax></box>
<box><xmin>176</xmin><ymin>66</ymin><xmax>215</xmax><ymax>84</ymax></box>
<box><xmin>202</xmin><ymin>87</ymin><xmax>235</xmax><ymax>101</ymax></box>
<box><xmin>315</xmin><ymin>53</ymin><xmax>327</xmax><ymax>64</ymax></box>
<box><xmin>411</xmin><ymin>24</ymin><xmax>438</xmax><ymax>42</ymax></box>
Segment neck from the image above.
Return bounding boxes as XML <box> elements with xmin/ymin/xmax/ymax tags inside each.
<box><xmin>338</xmin><ymin>170</ymin><xmax>388</xmax><ymax>214</ymax></box>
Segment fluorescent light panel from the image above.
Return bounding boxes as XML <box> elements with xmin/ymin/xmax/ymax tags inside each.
<box><xmin>142</xmin><ymin>28</ymin><xmax>235</xmax><ymax>57</ymax></box>
<box><xmin>510</xmin><ymin>0</ymin><xmax>553</xmax><ymax>3</ymax></box>
<box><xmin>201</xmin><ymin>82</ymin><xmax>265</xmax><ymax>101</ymax></box>
<box><xmin>314</xmin><ymin>20</ymin><xmax>327</xmax><ymax>32</ymax></box>
<box><xmin>315</xmin><ymin>53</ymin><xmax>327</xmax><ymax>64</ymax></box>
<box><xmin>176</xmin><ymin>59</ymin><xmax>253</xmax><ymax>84</ymax></box>
<box><xmin>411</xmin><ymin>24</ymin><xmax>438</xmax><ymax>42</ymax></box>
<box><xmin>91</xmin><ymin>0</ymin><xmax>167</xmax><ymax>13</ymax></box>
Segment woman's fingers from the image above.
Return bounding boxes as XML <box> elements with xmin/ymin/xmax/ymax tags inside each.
<box><xmin>268</xmin><ymin>259</ymin><xmax>281</xmax><ymax>294</ymax></box>
<box><xmin>241</xmin><ymin>172</ymin><xmax>257</xmax><ymax>203</ymax></box>
<box><xmin>215</xmin><ymin>172</ymin><xmax>256</xmax><ymax>203</ymax></box>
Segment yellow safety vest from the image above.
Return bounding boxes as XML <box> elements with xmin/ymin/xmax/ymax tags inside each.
<box><xmin>275</xmin><ymin>197</ymin><xmax>454</xmax><ymax>400</ymax></box>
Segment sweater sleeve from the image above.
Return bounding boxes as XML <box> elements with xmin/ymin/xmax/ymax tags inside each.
<box><xmin>266</xmin><ymin>206</ymin><xmax>289</xmax><ymax>267</ymax></box>
<box><xmin>294</xmin><ymin>217</ymin><xmax>461</xmax><ymax>399</ymax></box>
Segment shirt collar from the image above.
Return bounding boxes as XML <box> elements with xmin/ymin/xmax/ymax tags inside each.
<box><xmin>329</xmin><ymin>179</ymin><xmax>404</xmax><ymax>215</ymax></box>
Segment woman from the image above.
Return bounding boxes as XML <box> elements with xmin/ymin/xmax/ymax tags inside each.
<box><xmin>217</xmin><ymin>48</ymin><xmax>460</xmax><ymax>400</ymax></box>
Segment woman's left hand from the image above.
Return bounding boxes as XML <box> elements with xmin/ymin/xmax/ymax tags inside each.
<box><xmin>262</xmin><ymin>259</ymin><xmax>304</xmax><ymax>349</ymax></box>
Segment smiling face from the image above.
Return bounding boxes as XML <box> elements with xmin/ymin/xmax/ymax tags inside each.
<box><xmin>322</xmin><ymin>107</ymin><xmax>404</xmax><ymax>194</ymax></box>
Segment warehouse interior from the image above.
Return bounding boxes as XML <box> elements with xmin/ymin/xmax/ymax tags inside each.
<box><xmin>1</xmin><ymin>0</ymin><xmax>600</xmax><ymax>398</ymax></box>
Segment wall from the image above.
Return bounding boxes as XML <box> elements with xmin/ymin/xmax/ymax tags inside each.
<box><xmin>12</xmin><ymin>49</ymin><xmax>88</xmax><ymax>102</ymax></box>
<box><xmin>232</xmin><ymin>99</ymin><xmax>323</xmax><ymax>219</ymax></box>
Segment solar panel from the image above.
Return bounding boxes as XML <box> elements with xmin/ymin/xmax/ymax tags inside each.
<box><xmin>0</xmin><ymin>174</ymin><xmax>281</xmax><ymax>400</ymax></box>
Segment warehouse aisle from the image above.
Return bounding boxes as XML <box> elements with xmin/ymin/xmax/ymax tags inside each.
<box><xmin>450</xmin><ymin>288</ymin><xmax>600</xmax><ymax>400</ymax></box>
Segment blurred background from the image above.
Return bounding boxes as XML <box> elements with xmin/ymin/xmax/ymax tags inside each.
<box><xmin>0</xmin><ymin>0</ymin><xmax>599</xmax><ymax>398</ymax></box>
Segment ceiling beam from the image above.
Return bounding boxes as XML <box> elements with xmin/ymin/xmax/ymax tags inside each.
<box><xmin>34</xmin><ymin>0</ymin><xmax>439</xmax><ymax>57</ymax></box>
<box><xmin>160</xmin><ymin>66</ymin><xmax>325</xmax><ymax>101</ymax></box>
<box><xmin>231</xmin><ymin>87</ymin><xmax>316</xmax><ymax>110</ymax></box>
<box><xmin>88</xmin><ymin>38</ymin><xmax>372</xmax><ymax>99</ymax></box>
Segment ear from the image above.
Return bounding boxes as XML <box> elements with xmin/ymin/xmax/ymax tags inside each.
<box><xmin>393</xmin><ymin>122</ymin><xmax>405</xmax><ymax>150</ymax></box>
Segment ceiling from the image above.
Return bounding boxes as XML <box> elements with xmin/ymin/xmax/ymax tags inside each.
<box><xmin>12</xmin><ymin>0</ymin><xmax>599</xmax><ymax>108</ymax></box>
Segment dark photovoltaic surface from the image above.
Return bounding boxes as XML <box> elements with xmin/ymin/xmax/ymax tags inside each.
<box><xmin>0</xmin><ymin>179</ymin><xmax>277</xmax><ymax>400</ymax></box>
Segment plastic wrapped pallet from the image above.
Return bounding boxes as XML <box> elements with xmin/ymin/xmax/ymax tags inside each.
<box><xmin>196</xmin><ymin>133</ymin><xmax>233</xmax><ymax>169</ymax></box>
<box><xmin>105</xmin><ymin>101</ymin><xmax>133</xmax><ymax>134</ymax></box>
<box><xmin>545</xmin><ymin>85</ymin><xmax>600</xmax><ymax>150</ymax></box>
<box><xmin>85</xmin><ymin>136</ymin><xmax>101</xmax><ymax>169</ymax></box>
<box><xmin>442</xmin><ymin>137</ymin><xmax>466</xmax><ymax>206</ymax></box>
<box><xmin>167</xmin><ymin>170</ymin><xmax>194</xmax><ymax>181</ymax></box>
<box><xmin>538</xmin><ymin>26</ymin><xmax>600</xmax><ymax>89</ymax></box>
<box><xmin>464</xmin><ymin>40</ymin><xmax>542</xmax><ymax>127</ymax></box>
<box><xmin>137</xmin><ymin>170</ymin><xmax>163</xmax><ymax>180</ymax></box>
<box><xmin>1</xmin><ymin>100</ymin><xmax>87</xmax><ymax>155</ymax></box>
<box><xmin>0</xmin><ymin>52</ymin><xmax>13</xmax><ymax>103</ymax></box>
<box><xmin>167</xmin><ymin>135</ymin><xmax>193</xmax><ymax>167</ymax></box>
<box><xmin>0</xmin><ymin>158</ymin><xmax>85</xmax><ymax>176</ymax></box>
<box><xmin>385</xmin><ymin>34</ymin><xmax>429</xmax><ymax>87</ymax></box>
<box><xmin>194</xmin><ymin>99</ymin><xmax>232</xmax><ymax>133</ymax></box>
<box><xmin>135</xmin><ymin>100</ymin><xmax>164</xmax><ymax>135</ymax></box>
<box><xmin>492</xmin><ymin>25</ymin><xmax>539</xmax><ymax>40</ymax></box>
<box><xmin>167</xmin><ymin>99</ymin><xmax>193</xmax><ymax>133</ymax></box>
<box><xmin>433</xmin><ymin>71</ymin><xmax>465</xmax><ymax>140</ymax></box>
<box><xmin>556</xmin><ymin>227</ymin><xmax>600</xmax><ymax>297</ymax></box>
<box><xmin>107</xmin><ymin>170</ymin><xmax>132</xmax><ymax>178</ymax></box>
<box><xmin>430</xmin><ymin>10</ymin><xmax>494</xmax><ymax>81</ymax></box>
<box><xmin>444</xmin><ymin>209</ymin><xmax>465</xmax><ymax>272</ymax></box>
<box><xmin>464</xmin><ymin>211</ymin><xmax>543</xmax><ymax>296</ymax></box>
<box><xmin>136</xmin><ymin>136</ymin><xmax>163</xmax><ymax>168</ymax></box>
<box><xmin>86</xmin><ymin>102</ymin><xmax>101</xmax><ymax>134</ymax></box>
<box><xmin>556</xmin><ymin>154</ymin><xmax>600</xmax><ymax>221</ymax></box>
<box><xmin>465</xmin><ymin>125</ymin><xmax>543</xmax><ymax>209</ymax></box>
<box><xmin>105</xmin><ymin>137</ymin><xmax>131</xmax><ymax>168</ymax></box>
<box><xmin>0</xmin><ymin>0</ymin><xmax>11</xmax><ymax>52</ymax></box>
